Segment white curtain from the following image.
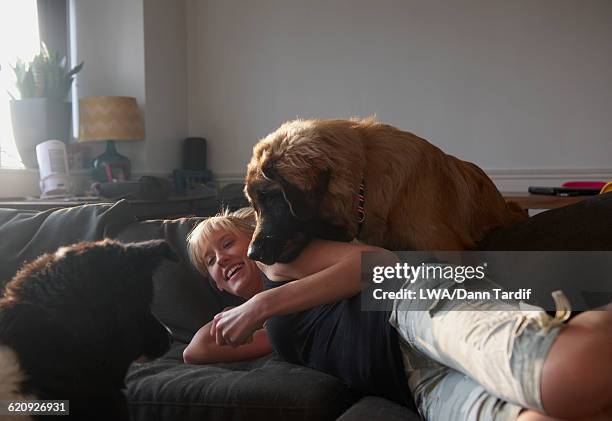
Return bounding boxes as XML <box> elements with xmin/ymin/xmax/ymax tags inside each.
<box><xmin>0</xmin><ymin>0</ymin><xmax>41</xmax><ymax>168</ymax></box>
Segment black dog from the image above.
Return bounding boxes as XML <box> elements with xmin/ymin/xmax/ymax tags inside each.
<box><xmin>0</xmin><ymin>239</ymin><xmax>176</xmax><ymax>420</ymax></box>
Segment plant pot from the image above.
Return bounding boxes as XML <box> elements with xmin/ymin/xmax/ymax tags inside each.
<box><xmin>9</xmin><ymin>98</ymin><xmax>71</xmax><ymax>168</ymax></box>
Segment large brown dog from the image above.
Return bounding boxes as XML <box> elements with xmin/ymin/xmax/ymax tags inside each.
<box><xmin>245</xmin><ymin>118</ymin><xmax>525</xmax><ymax>264</ymax></box>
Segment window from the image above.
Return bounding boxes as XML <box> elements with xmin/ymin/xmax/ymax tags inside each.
<box><xmin>0</xmin><ymin>0</ymin><xmax>41</xmax><ymax>168</ymax></box>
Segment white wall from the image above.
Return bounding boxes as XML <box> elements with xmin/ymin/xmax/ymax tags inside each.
<box><xmin>143</xmin><ymin>0</ymin><xmax>187</xmax><ymax>172</ymax></box>
<box><xmin>4</xmin><ymin>0</ymin><xmax>611</xmax><ymax>197</ymax></box>
<box><xmin>186</xmin><ymin>0</ymin><xmax>612</xmax><ymax>188</ymax></box>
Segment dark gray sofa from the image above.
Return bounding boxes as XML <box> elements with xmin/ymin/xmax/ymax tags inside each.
<box><xmin>1</xmin><ymin>193</ymin><xmax>611</xmax><ymax>420</ymax></box>
<box><xmin>0</xmin><ymin>201</ymin><xmax>419</xmax><ymax>421</ymax></box>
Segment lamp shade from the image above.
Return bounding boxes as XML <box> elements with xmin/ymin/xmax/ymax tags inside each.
<box><xmin>79</xmin><ymin>96</ymin><xmax>144</xmax><ymax>143</ymax></box>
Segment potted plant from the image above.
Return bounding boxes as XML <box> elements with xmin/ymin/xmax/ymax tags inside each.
<box><xmin>9</xmin><ymin>43</ymin><xmax>83</xmax><ymax>168</ymax></box>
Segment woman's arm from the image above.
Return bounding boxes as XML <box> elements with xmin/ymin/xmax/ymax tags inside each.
<box><xmin>183</xmin><ymin>320</ymin><xmax>272</xmax><ymax>364</ymax></box>
<box><xmin>211</xmin><ymin>240</ymin><xmax>398</xmax><ymax>347</ymax></box>
<box><xmin>257</xmin><ymin>239</ymin><xmax>397</xmax><ymax>315</ymax></box>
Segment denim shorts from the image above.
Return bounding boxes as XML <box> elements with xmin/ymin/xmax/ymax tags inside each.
<box><xmin>389</xmin><ymin>273</ymin><xmax>566</xmax><ymax>421</ymax></box>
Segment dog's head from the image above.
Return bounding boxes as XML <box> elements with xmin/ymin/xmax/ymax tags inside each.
<box><xmin>245</xmin><ymin>168</ymin><xmax>330</xmax><ymax>264</ymax></box>
<box><xmin>245</xmin><ymin>120</ymin><xmax>355</xmax><ymax>264</ymax></box>
<box><xmin>0</xmin><ymin>239</ymin><xmax>177</xmax><ymax>393</ymax></box>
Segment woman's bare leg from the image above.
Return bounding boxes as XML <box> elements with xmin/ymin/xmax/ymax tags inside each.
<box><xmin>517</xmin><ymin>407</ymin><xmax>612</xmax><ymax>421</ymax></box>
<box><xmin>537</xmin><ymin>308</ymin><xmax>612</xmax><ymax>419</ymax></box>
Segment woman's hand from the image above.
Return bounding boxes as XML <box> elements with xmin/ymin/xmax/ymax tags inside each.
<box><xmin>210</xmin><ymin>297</ymin><xmax>267</xmax><ymax>347</ymax></box>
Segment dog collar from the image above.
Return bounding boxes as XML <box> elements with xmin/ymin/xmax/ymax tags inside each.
<box><xmin>357</xmin><ymin>181</ymin><xmax>366</xmax><ymax>230</ymax></box>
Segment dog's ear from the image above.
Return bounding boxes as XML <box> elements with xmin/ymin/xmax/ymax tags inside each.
<box><xmin>128</xmin><ymin>240</ymin><xmax>179</xmax><ymax>262</ymax></box>
<box><xmin>278</xmin><ymin>169</ymin><xmax>331</xmax><ymax>221</ymax></box>
<box><xmin>261</xmin><ymin>160</ymin><xmax>279</xmax><ymax>182</ymax></box>
<box><xmin>259</xmin><ymin>160</ymin><xmax>331</xmax><ymax>221</ymax></box>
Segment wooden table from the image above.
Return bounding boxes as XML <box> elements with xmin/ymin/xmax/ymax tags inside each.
<box><xmin>503</xmin><ymin>192</ymin><xmax>591</xmax><ymax>210</ymax></box>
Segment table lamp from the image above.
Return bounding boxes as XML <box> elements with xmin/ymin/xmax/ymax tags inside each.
<box><xmin>79</xmin><ymin>96</ymin><xmax>144</xmax><ymax>182</ymax></box>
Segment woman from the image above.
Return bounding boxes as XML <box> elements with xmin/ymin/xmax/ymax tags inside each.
<box><xmin>185</xmin><ymin>208</ymin><xmax>612</xmax><ymax>421</ymax></box>
<box><xmin>183</xmin><ymin>207</ymin><xmax>273</xmax><ymax>364</ymax></box>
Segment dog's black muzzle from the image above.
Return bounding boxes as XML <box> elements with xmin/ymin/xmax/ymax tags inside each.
<box><xmin>247</xmin><ymin>235</ymin><xmax>282</xmax><ymax>264</ymax></box>
<box><xmin>247</xmin><ymin>232</ymin><xmax>310</xmax><ymax>264</ymax></box>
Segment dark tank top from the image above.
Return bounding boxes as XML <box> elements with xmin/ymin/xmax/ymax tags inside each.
<box><xmin>263</xmin><ymin>275</ymin><xmax>414</xmax><ymax>409</ymax></box>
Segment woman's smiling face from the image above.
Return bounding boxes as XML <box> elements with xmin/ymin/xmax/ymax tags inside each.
<box><xmin>202</xmin><ymin>229</ymin><xmax>262</xmax><ymax>299</ymax></box>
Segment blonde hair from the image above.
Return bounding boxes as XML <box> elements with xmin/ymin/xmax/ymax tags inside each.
<box><xmin>186</xmin><ymin>207</ymin><xmax>256</xmax><ymax>277</ymax></box>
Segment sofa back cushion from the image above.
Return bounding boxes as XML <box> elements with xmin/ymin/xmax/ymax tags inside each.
<box><xmin>0</xmin><ymin>201</ymin><xmax>134</xmax><ymax>285</ymax></box>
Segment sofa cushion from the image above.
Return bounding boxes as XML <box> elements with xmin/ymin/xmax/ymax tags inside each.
<box><xmin>126</xmin><ymin>344</ymin><xmax>357</xmax><ymax>421</ymax></box>
<box><xmin>0</xmin><ymin>201</ymin><xmax>135</xmax><ymax>285</ymax></box>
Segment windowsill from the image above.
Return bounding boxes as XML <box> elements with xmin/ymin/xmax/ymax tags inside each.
<box><xmin>0</xmin><ymin>167</ymin><xmax>33</xmax><ymax>173</ymax></box>
<box><xmin>0</xmin><ymin>167</ymin><xmax>92</xmax><ymax>175</ymax></box>
<box><xmin>0</xmin><ymin>168</ymin><xmax>171</xmax><ymax>199</ymax></box>
<box><xmin>0</xmin><ymin>168</ymin><xmax>40</xmax><ymax>198</ymax></box>
<box><xmin>0</xmin><ymin>168</ymin><xmax>92</xmax><ymax>198</ymax></box>
<box><xmin>0</xmin><ymin>167</ymin><xmax>92</xmax><ymax>172</ymax></box>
